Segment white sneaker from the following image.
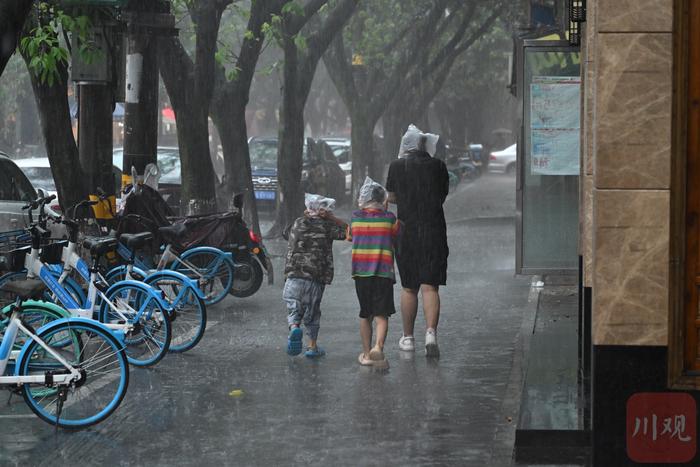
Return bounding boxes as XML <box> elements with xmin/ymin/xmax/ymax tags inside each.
<box><xmin>399</xmin><ymin>335</ymin><xmax>415</xmax><ymax>352</ymax></box>
<box><xmin>425</xmin><ymin>329</ymin><xmax>440</xmax><ymax>358</ymax></box>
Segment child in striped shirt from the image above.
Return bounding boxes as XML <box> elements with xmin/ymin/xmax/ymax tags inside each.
<box><xmin>350</xmin><ymin>178</ymin><xmax>400</xmax><ymax>368</ymax></box>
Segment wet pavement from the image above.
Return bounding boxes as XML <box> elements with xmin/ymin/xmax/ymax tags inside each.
<box><xmin>1</xmin><ymin>174</ymin><xmax>541</xmax><ymax>466</ymax></box>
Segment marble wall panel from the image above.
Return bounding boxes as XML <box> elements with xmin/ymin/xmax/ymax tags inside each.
<box><xmin>583</xmin><ymin>175</ymin><xmax>594</xmax><ymax>287</ymax></box>
<box><xmin>585</xmin><ymin>61</ymin><xmax>596</xmax><ymax>176</ymax></box>
<box><xmin>587</xmin><ymin>0</ymin><xmax>597</xmax><ymax>61</ymax></box>
<box><xmin>597</xmin><ymin>0</ymin><xmax>673</xmax><ymax>33</ymax></box>
<box><xmin>593</xmin><ymin>190</ymin><xmax>669</xmax><ymax>346</ymax></box>
<box><xmin>595</xmin><ymin>33</ymin><xmax>672</xmax><ymax>189</ymax></box>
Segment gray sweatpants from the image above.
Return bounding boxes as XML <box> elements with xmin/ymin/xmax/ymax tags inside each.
<box><xmin>283</xmin><ymin>277</ymin><xmax>325</xmax><ymax>341</ymax></box>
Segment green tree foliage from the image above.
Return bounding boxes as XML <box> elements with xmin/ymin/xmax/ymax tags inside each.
<box><xmin>19</xmin><ymin>2</ymin><xmax>100</xmax><ymax>86</ymax></box>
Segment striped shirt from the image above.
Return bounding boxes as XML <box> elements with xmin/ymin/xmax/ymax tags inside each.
<box><xmin>350</xmin><ymin>209</ymin><xmax>400</xmax><ymax>281</ymax></box>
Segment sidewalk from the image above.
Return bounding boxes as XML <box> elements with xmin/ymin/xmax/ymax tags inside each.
<box><xmin>513</xmin><ymin>276</ymin><xmax>590</xmax><ymax>466</ymax></box>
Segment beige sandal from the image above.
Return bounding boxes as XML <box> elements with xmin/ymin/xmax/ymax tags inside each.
<box><xmin>358</xmin><ymin>352</ymin><xmax>374</xmax><ymax>366</ymax></box>
<box><xmin>368</xmin><ymin>346</ymin><xmax>385</xmax><ymax>361</ymax></box>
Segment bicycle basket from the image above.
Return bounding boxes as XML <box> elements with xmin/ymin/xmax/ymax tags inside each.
<box><xmin>39</xmin><ymin>240</ymin><xmax>67</xmax><ymax>265</ymax></box>
<box><xmin>5</xmin><ymin>246</ymin><xmax>30</xmax><ymax>272</ymax></box>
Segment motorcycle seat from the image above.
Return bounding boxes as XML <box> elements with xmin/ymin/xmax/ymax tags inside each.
<box><xmin>119</xmin><ymin>232</ymin><xmax>153</xmax><ymax>251</ymax></box>
<box><xmin>82</xmin><ymin>237</ymin><xmax>118</xmax><ymax>257</ymax></box>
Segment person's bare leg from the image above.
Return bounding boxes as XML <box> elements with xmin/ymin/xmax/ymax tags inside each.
<box><xmin>401</xmin><ymin>288</ymin><xmax>419</xmax><ymax>336</ymax></box>
<box><xmin>421</xmin><ymin>284</ymin><xmax>440</xmax><ymax>331</ymax></box>
<box><xmin>374</xmin><ymin>316</ymin><xmax>388</xmax><ymax>350</ymax></box>
<box><xmin>360</xmin><ymin>318</ymin><xmax>373</xmax><ymax>356</ymax></box>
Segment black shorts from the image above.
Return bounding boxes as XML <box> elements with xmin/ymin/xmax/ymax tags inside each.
<box><xmin>354</xmin><ymin>276</ymin><xmax>395</xmax><ymax>319</ymax></box>
<box><xmin>396</xmin><ymin>229</ymin><xmax>448</xmax><ymax>290</ymax></box>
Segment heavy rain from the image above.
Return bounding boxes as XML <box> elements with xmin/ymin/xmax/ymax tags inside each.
<box><xmin>2</xmin><ymin>0</ymin><xmax>683</xmax><ymax>466</ymax></box>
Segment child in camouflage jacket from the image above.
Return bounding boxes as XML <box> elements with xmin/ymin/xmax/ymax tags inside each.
<box><xmin>283</xmin><ymin>194</ymin><xmax>347</xmax><ymax>358</ymax></box>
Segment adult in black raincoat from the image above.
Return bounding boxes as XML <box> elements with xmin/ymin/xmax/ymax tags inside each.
<box><xmin>386</xmin><ymin>125</ymin><xmax>449</xmax><ymax>358</ymax></box>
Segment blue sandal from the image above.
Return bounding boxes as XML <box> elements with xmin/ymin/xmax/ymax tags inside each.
<box><xmin>304</xmin><ymin>346</ymin><xmax>326</xmax><ymax>358</ymax></box>
<box><xmin>287</xmin><ymin>327</ymin><xmax>303</xmax><ymax>356</ymax></box>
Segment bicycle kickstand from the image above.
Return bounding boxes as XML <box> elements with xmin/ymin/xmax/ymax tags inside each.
<box><xmin>54</xmin><ymin>388</ymin><xmax>67</xmax><ymax>432</ymax></box>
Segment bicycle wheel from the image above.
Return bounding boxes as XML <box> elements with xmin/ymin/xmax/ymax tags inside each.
<box><xmin>0</xmin><ymin>302</ymin><xmax>73</xmax><ymax>353</ymax></box>
<box><xmin>43</xmin><ymin>274</ymin><xmax>86</xmax><ymax>308</ymax></box>
<box><xmin>19</xmin><ymin>319</ymin><xmax>129</xmax><ymax>429</ymax></box>
<box><xmin>105</xmin><ymin>266</ymin><xmax>145</xmax><ymax>286</ymax></box>
<box><xmin>175</xmin><ymin>250</ymin><xmax>234</xmax><ymax>306</ymax></box>
<box><xmin>144</xmin><ymin>273</ymin><xmax>207</xmax><ymax>353</ymax></box>
<box><xmin>99</xmin><ymin>283</ymin><xmax>172</xmax><ymax>367</ymax></box>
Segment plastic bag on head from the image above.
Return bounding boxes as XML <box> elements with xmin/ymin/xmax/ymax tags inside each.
<box><xmin>304</xmin><ymin>193</ymin><xmax>336</xmax><ymax>216</ymax></box>
<box><xmin>398</xmin><ymin>124</ymin><xmax>440</xmax><ymax>158</ymax></box>
<box><xmin>358</xmin><ymin>177</ymin><xmax>387</xmax><ymax>209</ymax></box>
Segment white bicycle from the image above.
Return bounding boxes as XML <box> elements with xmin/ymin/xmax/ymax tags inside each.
<box><xmin>0</xmin><ymin>282</ymin><xmax>129</xmax><ymax>429</ymax></box>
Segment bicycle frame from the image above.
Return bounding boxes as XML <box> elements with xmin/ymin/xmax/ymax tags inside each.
<box><xmin>118</xmin><ymin>242</ymin><xmax>232</xmax><ymax>281</ymax></box>
<box><xmin>25</xmin><ymin>242</ymin><xmax>169</xmax><ymax>334</ymax></box>
<box><xmin>0</xmin><ymin>310</ymin><xmax>80</xmax><ymax>385</ymax></box>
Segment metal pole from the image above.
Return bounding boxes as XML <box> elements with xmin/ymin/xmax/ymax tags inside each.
<box><xmin>122</xmin><ymin>22</ymin><xmax>159</xmax><ymax>187</ymax></box>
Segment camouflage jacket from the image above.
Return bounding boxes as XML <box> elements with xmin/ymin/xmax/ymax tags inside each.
<box><xmin>284</xmin><ymin>216</ymin><xmax>347</xmax><ymax>284</ymax></box>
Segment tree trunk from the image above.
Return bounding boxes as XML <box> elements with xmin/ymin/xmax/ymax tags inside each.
<box><xmin>174</xmin><ymin>106</ymin><xmax>217</xmax><ymax>215</ymax></box>
<box><xmin>23</xmin><ymin>58</ymin><xmax>87</xmax><ymax>209</ymax></box>
<box><xmin>210</xmin><ymin>98</ymin><xmax>261</xmax><ymax>237</ymax></box>
<box><xmin>348</xmin><ymin>112</ymin><xmax>376</xmax><ymax>199</ymax></box>
<box><xmin>273</xmin><ymin>92</ymin><xmax>306</xmax><ymax>236</ymax></box>
<box><xmin>382</xmin><ymin>102</ymin><xmax>409</xmax><ymax>167</ymax></box>
<box><xmin>78</xmin><ymin>83</ymin><xmax>114</xmax><ymax>197</ymax></box>
<box><xmin>0</xmin><ymin>0</ymin><xmax>32</xmax><ymax>78</ymax></box>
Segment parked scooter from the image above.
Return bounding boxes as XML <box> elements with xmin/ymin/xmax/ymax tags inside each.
<box><xmin>226</xmin><ymin>194</ymin><xmax>273</xmax><ymax>298</ymax></box>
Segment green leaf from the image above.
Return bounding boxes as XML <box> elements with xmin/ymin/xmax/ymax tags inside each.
<box><xmin>282</xmin><ymin>2</ymin><xmax>304</xmax><ymax>17</ymax></box>
<box><xmin>293</xmin><ymin>34</ymin><xmax>307</xmax><ymax>52</ymax></box>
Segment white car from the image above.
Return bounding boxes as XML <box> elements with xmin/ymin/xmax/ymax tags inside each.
<box><xmin>488</xmin><ymin>143</ymin><xmax>517</xmax><ymax>175</ymax></box>
<box><xmin>12</xmin><ymin>157</ymin><xmax>59</xmax><ymax>200</ymax></box>
<box><xmin>14</xmin><ymin>156</ymin><xmax>121</xmax><ymax>212</ymax></box>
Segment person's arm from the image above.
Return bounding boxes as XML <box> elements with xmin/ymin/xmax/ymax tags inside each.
<box><xmin>386</xmin><ymin>161</ymin><xmax>398</xmax><ymax>204</ymax></box>
<box><xmin>439</xmin><ymin>160</ymin><xmax>449</xmax><ymax>202</ymax></box>
<box><xmin>320</xmin><ymin>210</ymin><xmax>348</xmax><ymax>240</ymax></box>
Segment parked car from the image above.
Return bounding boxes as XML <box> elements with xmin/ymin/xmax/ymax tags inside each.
<box><xmin>247</xmin><ymin>137</ymin><xmax>280</xmax><ymax>209</ymax></box>
<box><xmin>0</xmin><ymin>152</ymin><xmax>37</xmax><ymax>232</ymax></box>
<box><xmin>488</xmin><ymin>143</ymin><xmax>517</xmax><ymax>175</ymax></box>
<box><xmin>303</xmin><ymin>138</ymin><xmax>347</xmax><ymax>202</ymax></box>
<box><xmin>248</xmin><ymin>137</ymin><xmax>347</xmax><ymax>208</ymax></box>
<box><xmin>13</xmin><ymin>157</ymin><xmax>122</xmax><ymax>212</ymax></box>
<box><xmin>320</xmin><ymin>137</ymin><xmax>352</xmax><ymax>193</ymax></box>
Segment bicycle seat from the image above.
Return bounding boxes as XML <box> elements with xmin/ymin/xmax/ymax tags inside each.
<box><xmin>82</xmin><ymin>237</ymin><xmax>118</xmax><ymax>257</ymax></box>
<box><xmin>0</xmin><ymin>279</ymin><xmax>46</xmax><ymax>301</ymax></box>
<box><xmin>158</xmin><ymin>223</ymin><xmax>187</xmax><ymax>242</ymax></box>
<box><xmin>119</xmin><ymin>232</ymin><xmax>153</xmax><ymax>250</ymax></box>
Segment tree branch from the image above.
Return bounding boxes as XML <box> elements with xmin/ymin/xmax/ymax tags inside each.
<box><xmin>158</xmin><ymin>35</ymin><xmax>194</xmax><ymax>114</ymax></box>
<box><xmin>365</xmin><ymin>0</ymin><xmax>453</xmax><ymax>119</ymax></box>
<box><xmin>322</xmin><ymin>32</ymin><xmax>358</xmax><ymax>115</ymax></box>
<box><xmin>286</xmin><ymin>0</ymin><xmax>328</xmax><ymax>35</ymax></box>
<box><xmin>303</xmin><ymin>0</ymin><xmax>359</xmax><ymax>70</ymax></box>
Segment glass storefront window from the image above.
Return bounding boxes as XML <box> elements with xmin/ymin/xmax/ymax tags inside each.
<box><xmin>518</xmin><ymin>45</ymin><xmax>581</xmax><ymax>274</ymax></box>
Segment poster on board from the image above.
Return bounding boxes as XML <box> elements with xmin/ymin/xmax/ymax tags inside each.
<box><xmin>530</xmin><ymin>76</ymin><xmax>581</xmax><ymax>175</ymax></box>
